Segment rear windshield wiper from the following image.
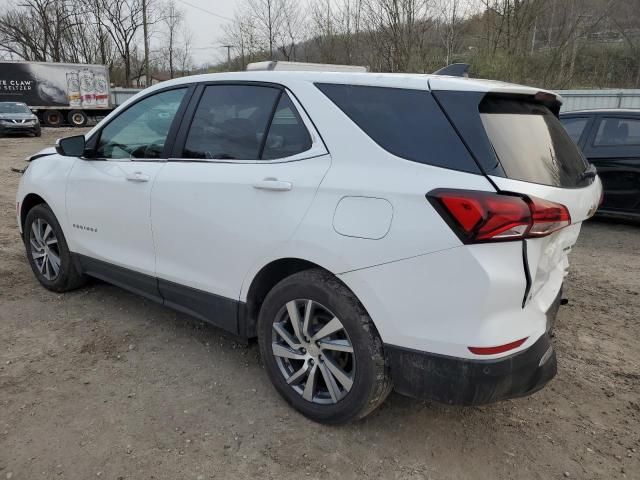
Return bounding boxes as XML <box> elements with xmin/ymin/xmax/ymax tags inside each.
<box><xmin>579</xmin><ymin>164</ymin><xmax>597</xmax><ymax>180</ymax></box>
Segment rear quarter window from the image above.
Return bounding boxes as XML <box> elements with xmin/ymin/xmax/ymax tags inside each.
<box><xmin>315</xmin><ymin>83</ymin><xmax>479</xmax><ymax>173</ymax></box>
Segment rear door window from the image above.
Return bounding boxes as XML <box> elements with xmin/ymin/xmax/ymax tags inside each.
<box><xmin>594</xmin><ymin>117</ymin><xmax>640</xmax><ymax>146</ymax></box>
<box><xmin>183</xmin><ymin>85</ymin><xmax>281</xmax><ymax>160</ymax></box>
<box><xmin>316</xmin><ymin>83</ymin><xmax>479</xmax><ymax>173</ymax></box>
<box><xmin>183</xmin><ymin>85</ymin><xmax>312</xmax><ymax>161</ymax></box>
<box><xmin>560</xmin><ymin>116</ymin><xmax>589</xmax><ymax>144</ymax></box>
<box><xmin>479</xmin><ymin>97</ymin><xmax>589</xmax><ymax>187</ymax></box>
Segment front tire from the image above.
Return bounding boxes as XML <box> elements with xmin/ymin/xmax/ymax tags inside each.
<box><xmin>258</xmin><ymin>269</ymin><xmax>392</xmax><ymax>424</ymax></box>
<box><xmin>23</xmin><ymin>204</ymin><xmax>87</xmax><ymax>292</ymax></box>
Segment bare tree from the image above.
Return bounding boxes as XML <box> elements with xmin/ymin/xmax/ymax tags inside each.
<box><xmin>436</xmin><ymin>0</ymin><xmax>470</xmax><ymax>65</ymax></box>
<box><xmin>276</xmin><ymin>0</ymin><xmax>302</xmax><ymax>60</ymax></box>
<box><xmin>337</xmin><ymin>0</ymin><xmax>364</xmax><ymax>65</ymax></box>
<box><xmin>95</xmin><ymin>0</ymin><xmax>145</xmax><ymax>86</ymax></box>
<box><xmin>0</xmin><ymin>0</ymin><xmax>76</xmax><ymax>61</ymax></box>
<box><xmin>247</xmin><ymin>0</ymin><xmax>287</xmax><ymax>59</ymax></box>
<box><xmin>0</xmin><ymin>6</ymin><xmax>49</xmax><ymax>60</ymax></box>
<box><xmin>162</xmin><ymin>0</ymin><xmax>184</xmax><ymax>78</ymax></box>
<box><xmin>0</xmin><ymin>0</ymin><xmax>115</xmax><ymax>65</ymax></box>
<box><xmin>361</xmin><ymin>0</ymin><xmax>432</xmax><ymax>72</ymax></box>
<box><xmin>176</xmin><ymin>26</ymin><xmax>193</xmax><ymax>75</ymax></box>
<box><xmin>223</xmin><ymin>7</ymin><xmax>264</xmax><ymax>69</ymax></box>
<box><xmin>309</xmin><ymin>0</ymin><xmax>339</xmax><ymax>64</ymax></box>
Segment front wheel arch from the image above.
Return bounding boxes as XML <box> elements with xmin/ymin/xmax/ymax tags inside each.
<box><xmin>23</xmin><ymin>203</ymin><xmax>87</xmax><ymax>292</ymax></box>
<box><xmin>20</xmin><ymin>193</ymin><xmax>47</xmax><ymax>231</ymax></box>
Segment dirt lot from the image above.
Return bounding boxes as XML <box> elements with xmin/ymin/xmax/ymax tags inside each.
<box><xmin>1</xmin><ymin>128</ymin><xmax>639</xmax><ymax>480</ymax></box>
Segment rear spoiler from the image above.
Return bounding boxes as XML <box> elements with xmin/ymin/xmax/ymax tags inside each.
<box><xmin>432</xmin><ymin>63</ymin><xmax>470</xmax><ymax>78</ymax></box>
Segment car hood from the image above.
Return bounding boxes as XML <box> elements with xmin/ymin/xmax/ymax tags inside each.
<box><xmin>26</xmin><ymin>146</ymin><xmax>56</xmax><ymax>162</ymax></box>
<box><xmin>0</xmin><ymin>113</ymin><xmax>37</xmax><ymax>120</ymax></box>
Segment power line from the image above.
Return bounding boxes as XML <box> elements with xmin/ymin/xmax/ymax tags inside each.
<box><xmin>176</xmin><ymin>0</ymin><xmax>233</xmax><ymax>22</ymax></box>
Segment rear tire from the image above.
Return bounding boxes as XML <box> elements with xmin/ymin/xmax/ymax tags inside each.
<box><xmin>67</xmin><ymin>110</ymin><xmax>88</xmax><ymax>127</ymax></box>
<box><xmin>23</xmin><ymin>204</ymin><xmax>87</xmax><ymax>292</ymax></box>
<box><xmin>43</xmin><ymin>110</ymin><xmax>63</xmax><ymax>128</ymax></box>
<box><xmin>258</xmin><ymin>269</ymin><xmax>392</xmax><ymax>424</ymax></box>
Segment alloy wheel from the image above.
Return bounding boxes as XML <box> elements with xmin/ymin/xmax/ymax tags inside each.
<box><xmin>271</xmin><ymin>299</ymin><xmax>355</xmax><ymax>405</ymax></box>
<box><xmin>29</xmin><ymin>218</ymin><xmax>61</xmax><ymax>281</ymax></box>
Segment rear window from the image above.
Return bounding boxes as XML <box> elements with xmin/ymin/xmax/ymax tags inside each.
<box><xmin>480</xmin><ymin>97</ymin><xmax>590</xmax><ymax>188</ymax></box>
<box><xmin>560</xmin><ymin>116</ymin><xmax>589</xmax><ymax>144</ymax></box>
<box><xmin>316</xmin><ymin>83</ymin><xmax>479</xmax><ymax>173</ymax></box>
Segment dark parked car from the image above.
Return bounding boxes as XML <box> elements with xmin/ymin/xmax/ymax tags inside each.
<box><xmin>0</xmin><ymin>101</ymin><xmax>41</xmax><ymax>137</ymax></box>
<box><xmin>560</xmin><ymin>109</ymin><xmax>640</xmax><ymax>220</ymax></box>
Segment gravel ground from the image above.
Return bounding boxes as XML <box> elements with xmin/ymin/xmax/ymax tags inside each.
<box><xmin>1</xmin><ymin>128</ymin><xmax>639</xmax><ymax>480</ymax></box>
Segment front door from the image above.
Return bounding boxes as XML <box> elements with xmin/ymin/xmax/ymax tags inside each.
<box><xmin>151</xmin><ymin>84</ymin><xmax>330</xmax><ymax>332</ymax></box>
<box><xmin>66</xmin><ymin>87</ymin><xmax>189</xmax><ymax>296</ymax></box>
<box><xmin>584</xmin><ymin>116</ymin><xmax>640</xmax><ymax>214</ymax></box>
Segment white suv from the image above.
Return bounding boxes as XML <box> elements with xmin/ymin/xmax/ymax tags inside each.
<box><xmin>16</xmin><ymin>69</ymin><xmax>602</xmax><ymax>423</ymax></box>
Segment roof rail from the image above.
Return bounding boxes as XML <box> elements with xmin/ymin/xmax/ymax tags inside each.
<box><xmin>432</xmin><ymin>63</ymin><xmax>470</xmax><ymax>77</ymax></box>
<box><xmin>246</xmin><ymin>61</ymin><xmax>368</xmax><ymax>73</ymax></box>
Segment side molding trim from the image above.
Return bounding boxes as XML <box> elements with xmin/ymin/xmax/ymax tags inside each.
<box><xmin>73</xmin><ymin>253</ymin><xmax>246</xmax><ymax>337</ymax></box>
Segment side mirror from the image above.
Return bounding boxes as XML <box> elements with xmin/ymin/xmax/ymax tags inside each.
<box><xmin>55</xmin><ymin>135</ymin><xmax>86</xmax><ymax>157</ymax></box>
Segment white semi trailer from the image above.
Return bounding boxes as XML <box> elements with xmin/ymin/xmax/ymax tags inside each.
<box><xmin>0</xmin><ymin>61</ymin><xmax>119</xmax><ymax>127</ymax></box>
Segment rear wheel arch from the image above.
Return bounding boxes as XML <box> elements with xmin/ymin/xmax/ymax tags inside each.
<box><xmin>256</xmin><ymin>267</ymin><xmax>392</xmax><ymax>423</ymax></box>
<box><xmin>243</xmin><ymin>258</ymin><xmax>383</xmax><ymax>341</ymax></box>
<box><xmin>244</xmin><ymin>258</ymin><xmax>323</xmax><ymax>338</ymax></box>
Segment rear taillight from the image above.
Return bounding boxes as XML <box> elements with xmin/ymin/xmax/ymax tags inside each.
<box><xmin>527</xmin><ymin>196</ymin><xmax>571</xmax><ymax>237</ymax></box>
<box><xmin>428</xmin><ymin>189</ymin><xmax>571</xmax><ymax>244</ymax></box>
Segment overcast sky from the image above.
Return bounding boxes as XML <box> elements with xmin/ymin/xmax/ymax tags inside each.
<box><xmin>175</xmin><ymin>0</ymin><xmax>241</xmax><ymax>66</ymax></box>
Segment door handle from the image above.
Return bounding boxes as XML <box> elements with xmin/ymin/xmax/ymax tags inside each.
<box><xmin>126</xmin><ymin>171</ymin><xmax>150</xmax><ymax>183</ymax></box>
<box><xmin>252</xmin><ymin>178</ymin><xmax>292</xmax><ymax>191</ymax></box>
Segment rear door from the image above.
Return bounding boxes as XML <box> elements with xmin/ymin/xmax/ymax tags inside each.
<box><xmin>150</xmin><ymin>83</ymin><xmax>330</xmax><ymax>333</ymax></box>
<box><xmin>582</xmin><ymin>115</ymin><xmax>640</xmax><ymax>214</ymax></box>
<box><xmin>432</xmin><ymin>88</ymin><xmax>602</xmax><ymax>311</ymax></box>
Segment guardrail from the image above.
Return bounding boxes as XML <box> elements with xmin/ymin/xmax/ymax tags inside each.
<box><xmin>557</xmin><ymin>89</ymin><xmax>640</xmax><ymax>112</ymax></box>
<box><xmin>110</xmin><ymin>88</ymin><xmax>142</xmax><ymax>107</ymax></box>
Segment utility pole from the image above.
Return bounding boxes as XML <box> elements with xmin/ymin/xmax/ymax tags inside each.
<box><xmin>222</xmin><ymin>45</ymin><xmax>232</xmax><ymax>71</ymax></box>
<box><xmin>94</xmin><ymin>0</ymin><xmax>107</xmax><ymax>65</ymax></box>
<box><xmin>142</xmin><ymin>0</ymin><xmax>151</xmax><ymax>87</ymax></box>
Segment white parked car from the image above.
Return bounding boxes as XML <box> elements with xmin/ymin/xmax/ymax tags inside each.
<box><xmin>16</xmin><ymin>66</ymin><xmax>602</xmax><ymax>423</ymax></box>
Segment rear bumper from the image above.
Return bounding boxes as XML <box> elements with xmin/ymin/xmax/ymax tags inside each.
<box><xmin>385</xmin><ymin>289</ymin><xmax>562</xmax><ymax>406</ymax></box>
<box><xmin>387</xmin><ymin>334</ymin><xmax>556</xmax><ymax>405</ymax></box>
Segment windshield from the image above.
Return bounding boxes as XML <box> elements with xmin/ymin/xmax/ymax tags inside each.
<box><xmin>0</xmin><ymin>102</ymin><xmax>31</xmax><ymax>114</ymax></box>
<box><xmin>480</xmin><ymin>97</ymin><xmax>590</xmax><ymax>188</ymax></box>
